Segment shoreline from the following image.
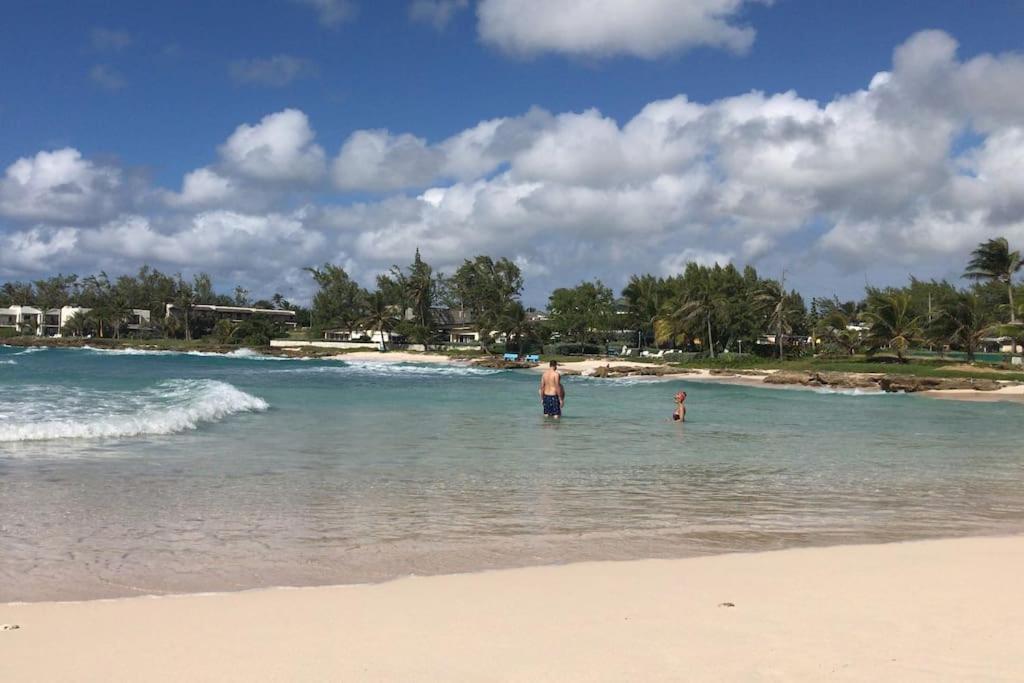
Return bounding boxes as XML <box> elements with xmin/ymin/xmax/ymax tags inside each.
<box><xmin>6</xmin><ymin>338</ymin><xmax>1022</xmax><ymax>400</ymax></box>
<box><xmin>4</xmin><ymin>535</ymin><xmax>1022</xmax><ymax>680</ymax></box>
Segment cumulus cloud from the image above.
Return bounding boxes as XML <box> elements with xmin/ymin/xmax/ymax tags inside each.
<box><xmin>409</xmin><ymin>0</ymin><xmax>469</xmax><ymax>30</ymax></box>
<box><xmin>228</xmin><ymin>55</ymin><xmax>317</xmax><ymax>87</ymax></box>
<box><xmin>5</xmin><ymin>30</ymin><xmax>1024</xmax><ymax>303</ymax></box>
<box><xmin>333</xmin><ymin>130</ymin><xmax>443</xmax><ymax>191</ymax></box>
<box><xmin>293</xmin><ymin>0</ymin><xmax>357</xmax><ymax>28</ymax></box>
<box><xmin>218</xmin><ymin>109</ymin><xmax>326</xmax><ymax>184</ymax></box>
<box><xmin>477</xmin><ymin>0</ymin><xmax>759</xmax><ymax>59</ymax></box>
<box><xmin>0</xmin><ymin>148</ymin><xmax>127</xmax><ymax>223</ymax></box>
<box><xmin>89</xmin><ymin>64</ymin><xmax>127</xmax><ymax>91</ymax></box>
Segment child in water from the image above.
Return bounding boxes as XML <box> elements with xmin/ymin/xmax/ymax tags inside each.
<box><xmin>672</xmin><ymin>391</ymin><xmax>687</xmax><ymax>422</ymax></box>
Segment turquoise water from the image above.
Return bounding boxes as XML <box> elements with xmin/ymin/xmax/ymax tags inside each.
<box><xmin>2</xmin><ymin>344</ymin><xmax>1023</xmax><ymax>601</ymax></box>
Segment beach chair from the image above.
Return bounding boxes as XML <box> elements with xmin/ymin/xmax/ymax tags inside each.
<box><xmin>503</xmin><ymin>353</ymin><xmax>519</xmax><ymax>361</ymax></box>
<box><xmin>525</xmin><ymin>354</ymin><xmax>540</xmax><ymax>362</ymax></box>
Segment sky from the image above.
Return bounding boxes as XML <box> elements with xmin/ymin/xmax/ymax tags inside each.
<box><xmin>1</xmin><ymin>0</ymin><xmax>1023</xmax><ymax>306</ymax></box>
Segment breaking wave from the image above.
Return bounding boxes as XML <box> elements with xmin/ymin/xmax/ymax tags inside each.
<box><xmin>273</xmin><ymin>361</ymin><xmax>501</xmax><ymax>378</ymax></box>
<box><xmin>0</xmin><ymin>379</ymin><xmax>268</xmax><ymax>442</ymax></box>
<box><xmin>79</xmin><ymin>346</ymin><xmax>288</xmax><ymax>360</ymax></box>
<box><xmin>812</xmin><ymin>387</ymin><xmax>886</xmax><ymax>396</ymax></box>
<box><xmin>0</xmin><ymin>359</ymin><xmax>16</xmax><ymax>365</ymax></box>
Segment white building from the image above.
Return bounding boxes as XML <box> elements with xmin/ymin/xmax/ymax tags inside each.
<box><xmin>0</xmin><ymin>305</ymin><xmax>151</xmax><ymax>337</ymax></box>
<box><xmin>0</xmin><ymin>305</ymin><xmax>43</xmax><ymax>335</ymax></box>
<box><xmin>165</xmin><ymin>303</ymin><xmax>296</xmax><ymax>326</ymax></box>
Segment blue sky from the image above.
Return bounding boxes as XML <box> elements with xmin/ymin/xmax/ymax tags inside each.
<box><xmin>2</xmin><ymin>1</ymin><xmax>1023</xmax><ymax>304</ymax></box>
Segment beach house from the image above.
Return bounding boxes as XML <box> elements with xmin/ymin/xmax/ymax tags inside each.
<box><xmin>164</xmin><ymin>303</ymin><xmax>297</xmax><ymax>326</ymax></box>
<box><xmin>0</xmin><ymin>305</ymin><xmax>152</xmax><ymax>337</ymax></box>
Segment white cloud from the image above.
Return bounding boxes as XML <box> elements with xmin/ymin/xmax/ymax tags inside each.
<box><xmin>332</xmin><ymin>130</ymin><xmax>443</xmax><ymax>191</ymax></box>
<box><xmin>7</xmin><ymin>30</ymin><xmax>1024</xmax><ymax>304</ymax></box>
<box><xmin>89</xmin><ymin>64</ymin><xmax>127</xmax><ymax>91</ymax></box>
<box><xmin>660</xmin><ymin>248</ymin><xmax>734</xmax><ymax>275</ymax></box>
<box><xmin>218</xmin><ymin>109</ymin><xmax>326</xmax><ymax>184</ymax></box>
<box><xmin>409</xmin><ymin>0</ymin><xmax>469</xmax><ymax>30</ymax></box>
<box><xmin>477</xmin><ymin>0</ymin><xmax>759</xmax><ymax>59</ymax></box>
<box><xmin>229</xmin><ymin>55</ymin><xmax>317</xmax><ymax>87</ymax></box>
<box><xmin>293</xmin><ymin>0</ymin><xmax>357</xmax><ymax>28</ymax></box>
<box><xmin>0</xmin><ymin>148</ymin><xmax>126</xmax><ymax>223</ymax></box>
<box><xmin>163</xmin><ymin>168</ymin><xmax>240</xmax><ymax>209</ymax></box>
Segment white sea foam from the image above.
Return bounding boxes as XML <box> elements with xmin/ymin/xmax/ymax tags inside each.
<box><xmin>79</xmin><ymin>345</ymin><xmax>288</xmax><ymax>360</ymax></box>
<box><xmin>0</xmin><ymin>379</ymin><xmax>268</xmax><ymax>442</ymax></box>
<box><xmin>0</xmin><ymin>359</ymin><xmax>16</xmax><ymax>365</ymax></box>
<box><xmin>273</xmin><ymin>361</ymin><xmax>500</xmax><ymax>378</ymax></box>
<box><xmin>812</xmin><ymin>387</ymin><xmax>885</xmax><ymax>396</ymax></box>
<box><xmin>13</xmin><ymin>347</ymin><xmax>45</xmax><ymax>355</ymax></box>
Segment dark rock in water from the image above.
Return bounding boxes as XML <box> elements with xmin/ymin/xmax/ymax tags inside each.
<box><xmin>877</xmin><ymin>375</ymin><xmax>1003</xmax><ymax>393</ymax></box>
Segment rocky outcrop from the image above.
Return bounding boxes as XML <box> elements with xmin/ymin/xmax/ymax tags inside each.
<box><xmin>762</xmin><ymin>370</ymin><xmax>1011</xmax><ymax>393</ymax></box>
<box><xmin>876</xmin><ymin>375</ymin><xmax>1003</xmax><ymax>393</ymax></box>
<box><xmin>590</xmin><ymin>365</ymin><xmax>695</xmax><ymax>378</ymax></box>
<box><xmin>471</xmin><ymin>358</ymin><xmax>538</xmax><ymax>369</ymax></box>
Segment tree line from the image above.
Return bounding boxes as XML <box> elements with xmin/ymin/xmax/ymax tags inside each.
<box><xmin>0</xmin><ymin>266</ymin><xmax>301</xmax><ymax>344</ymax></box>
<box><xmin>2</xmin><ymin>238</ymin><xmax>1021</xmax><ymax>360</ymax></box>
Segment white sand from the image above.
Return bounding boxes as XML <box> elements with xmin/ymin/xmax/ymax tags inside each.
<box><xmin>3</xmin><ymin>535</ymin><xmax>1022</xmax><ymax>681</ymax></box>
<box><xmin>923</xmin><ymin>383</ymin><xmax>1024</xmax><ymax>402</ymax></box>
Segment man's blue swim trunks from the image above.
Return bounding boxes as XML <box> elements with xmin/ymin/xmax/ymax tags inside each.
<box><xmin>543</xmin><ymin>394</ymin><xmax>561</xmax><ymax>416</ymax></box>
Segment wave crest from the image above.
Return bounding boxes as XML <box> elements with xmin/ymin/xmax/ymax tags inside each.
<box><xmin>273</xmin><ymin>361</ymin><xmax>501</xmax><ymax>378</ymax></box>
<box><xmin>0</xmin><ymin>379</ymin><xmax>268</xmax><ymax>443</ymax></box>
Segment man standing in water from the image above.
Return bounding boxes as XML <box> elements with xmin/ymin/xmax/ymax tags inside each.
<box><xmin>540</xmin><ymin>360</ymin><xmax>565</xmax><ymax>419</ymax></box>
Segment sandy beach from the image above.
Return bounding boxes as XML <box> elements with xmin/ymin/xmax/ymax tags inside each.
<box><xmin>3</xmin><ymin>535</ymin><xmax>1021</xmax><ymax>682</ymax></box>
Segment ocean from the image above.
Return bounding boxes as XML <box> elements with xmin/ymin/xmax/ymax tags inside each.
<box><xmin>2</xmin><ymin>344</ymin><xmax>1023</xmax><ymax>601</ymax></box>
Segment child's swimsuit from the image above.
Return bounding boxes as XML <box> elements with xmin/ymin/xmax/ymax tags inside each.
<box><xmin>543</xmin><ymin>394</ymin><xmax>561</xmax><ymax>416</ymax></box>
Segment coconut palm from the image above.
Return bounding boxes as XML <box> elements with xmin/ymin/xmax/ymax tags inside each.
<box><xmin>669</xmin><ymin>276</ymin><xmax>723</xmax><ymax>358</ymax></box>
<box><xmin>359</xmin><ymin>291</ymin><xmax>399</xmax><ymax>351</ymax></box>
<box><xmin>173</xmin><ymin>277</ymin><xmax>197</xmax><ymax>341</ymax></box>
<box><xmin>964</xmin><ymin>237</ymin><xmax>1023</xmax><ymax>324</ymax></box>
<box><xmin>498</xmin><ymin>301</ymin><xmax>532</xmax><ymax>355</ymax></box>
<box><xmin>62</xmin><ymin>311</ymin><xmax>92</xmax><ymax>338</ymax></box>
<box><xmin>622</xmin><ymin>274</ymin><xmax>667</xmax><ymax>349</ymax></box>
<box><xmin>930</xmin><ymin>292</ymin><xmax>994</xmax><ymax>362</ymax></box>
<box><xmin>862</xmin><ymin>291</ymin><xmax>923</xmax><ymax>363</ymax></box>
<box><xmin>814</xmin><ymin>308</ymin><xmax>862</xmax><ymax>356</ymax></box>
<box><xmin>755</xmin><ymin>280</ymin><xmax>801</xmax><ymax>359</ymax></box>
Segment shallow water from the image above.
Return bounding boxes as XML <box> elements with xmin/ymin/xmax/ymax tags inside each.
<box><xmin>2</xmin><ymin>345</ymin><xmax>1023</xmax><ymax>601</ymax></box>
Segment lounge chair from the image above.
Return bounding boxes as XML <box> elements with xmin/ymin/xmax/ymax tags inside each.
<box><xmin>503</xmin><ymin>353</ymin><xmax>519</xmax><ymax>361</ymax></box>
<box><xmin>525</xmin><ymin>354</ymin><xmax>540</xmax><ymax>362</ymax></box>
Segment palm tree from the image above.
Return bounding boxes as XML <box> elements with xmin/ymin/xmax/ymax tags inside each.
<box><xmin>173</xmin><ymin>277</ymin><xmax>197</xmax><ymax>341</ymax></box>
<box><xmin>62</xmin><ymin>311</ymin><xmax>92</xmax><ymax>338</ymax></box>
<box><xmin>755</xmin><ymin>280</ymin><xmax>799</xmax><ymax>360</ymax></box>
<box><xmin>862</xmin><ymin>291</ymin><xmax>923</xmax><ymax>363</ymax></box>
<box><xmin>359</xmin><ymin>292</ymin><xmax>398</xmax><ymax>351</ymax></box>
<box><xmin>622</xmin><ymin>274</ymin><xmax>666</xmax><ymax>349</ymax></box>
<box><xmin>814</xmin><ymin>308</ymin><xmax>861</xmax><ymax>356</ymax></box>
<box><xmin>670</xmin><ymin>277</ymin><xmax>723</xmax><ymax>358</ymax></box>
<box><xmin>499</xmin><ymin>301</ymin><xmax>532</xmax><ymax>355</ymax></box>
<box><xmin>930</xmin><ymin>292</ymin><xmax>993</xmax><ymax>362</ymax></box>
<box><xmin>964</xmin><ymin>237</ymin><xmax>1023</xmax><ymax>323</ymax></box>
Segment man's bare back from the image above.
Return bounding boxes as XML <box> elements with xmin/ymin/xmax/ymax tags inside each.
<box><xmin>539</xmin><ymin>360</ymin><xmax>565</xmax><ymax>418</ymax></box>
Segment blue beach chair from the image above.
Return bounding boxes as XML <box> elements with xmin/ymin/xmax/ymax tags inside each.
<box><xmin>525</xmin><ymin>354</ymin><xmax>540</xmax><ymax>362</ymax></box>
<box><xmin>503</xmin><ymin>353</ymin><xmax>519</xmax><ymax>361</ymax></box>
